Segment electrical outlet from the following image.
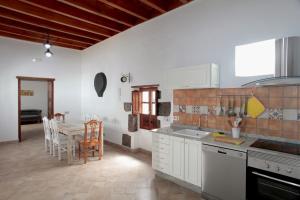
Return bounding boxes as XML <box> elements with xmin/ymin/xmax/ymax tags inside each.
<box><xmin>173</xmin><ymin>116</ymin><xmax>179</xmax><ymax>121</ymax></box>
<box><xmin>64</xmin><ymin>111</ymin><xmax>70</xmax><ymax>114</ymax></box>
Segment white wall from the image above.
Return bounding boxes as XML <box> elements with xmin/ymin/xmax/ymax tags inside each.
<box><xmin>81</xmin><ymin>0</ymin><xmax>300</xmax><ymax>151</ymax></box>
<box><xmin>21</xmin><ymin>80</ymin><xmax>48</xmax><ymax>117</ymax></box>
<box><xmin>0</xmin><ymin>37</ymin><xmax>82</xmax><ymax>142</ymax></box>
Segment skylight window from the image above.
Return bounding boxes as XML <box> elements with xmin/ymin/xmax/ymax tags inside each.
<box><xmin>235</xmin><ymin>39</ymin><xmax>275</xmax><ymax>77</ymax></box>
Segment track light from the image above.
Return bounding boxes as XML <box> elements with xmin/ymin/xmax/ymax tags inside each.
<box><xmin>45</xmin><ymin>49</ymin><xmax>53</xmax><ymax>58</ymax></box>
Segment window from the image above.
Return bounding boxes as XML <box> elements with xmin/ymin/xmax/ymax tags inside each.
<box><xmin>235</xmin><ymin>39</ymin><xmax>275</xmax><ymax>77</ymax></box>
<box><xmin>132</xmin><ymin>87</ymin><xmax>158</xmax><ymax>130</ymax></box>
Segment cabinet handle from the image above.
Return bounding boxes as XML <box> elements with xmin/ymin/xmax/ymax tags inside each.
<box><xmin>217</xmin><ymin>150</ymin><xmax>227</xmax><ymax>154</ymax></box>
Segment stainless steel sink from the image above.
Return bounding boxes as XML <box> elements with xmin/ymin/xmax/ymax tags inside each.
<box><xmin>174</xmin><ymin>129</ymin><xmax>209</xmax><ymax>139</ymax></box>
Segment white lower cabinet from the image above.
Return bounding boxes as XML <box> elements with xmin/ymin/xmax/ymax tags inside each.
<box><xmin>170</xmin><ymin>136</ymin><xmax>185</xmax><ymax>180</ymax></box>
<box><xmin>184</xmin><ymin>139</ymin><xmax>202</xmax><ymax>187</ymax></box>
<box><xmin>152</xmin><ymin>133</ymin><xmax>171</xmax><ymax>175</ymax></box>
<box><xmin>152</xmin><ymin>133</ymin><xmax>202</xmax><ymax>187</ymax></box>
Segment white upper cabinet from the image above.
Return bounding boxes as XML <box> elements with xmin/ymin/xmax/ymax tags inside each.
<box><xmin>164</xmin><ymin>64</ymin><xmax>219</xmax><ymax>89</ymax></box>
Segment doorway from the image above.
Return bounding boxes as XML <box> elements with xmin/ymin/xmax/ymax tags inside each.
<box><xmin>17</xmin><ymin>76</ymin><xmax>55</xmax><ymax>142</ymax></box>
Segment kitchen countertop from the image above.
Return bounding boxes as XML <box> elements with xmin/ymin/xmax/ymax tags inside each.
<box><xmin>152</xmin><ymin>126</ymin><xmax>256</xmax><ymax>152</ymax></box>
<box><xmin>200</xmin><ymin>134</ymin><xmax>256</xmax><ymax>152</ymax></box>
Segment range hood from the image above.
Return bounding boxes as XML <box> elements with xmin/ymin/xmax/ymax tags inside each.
<box><xmin>242</xmin><ymin>36</ymin><xmax>300</xmax><ymax>87</ymax></box>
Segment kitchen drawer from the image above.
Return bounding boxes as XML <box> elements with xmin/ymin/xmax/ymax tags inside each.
<box><xmin>153</xmin><ymin>134</ymin><xmax>170</xmax><ymax>145</ymax></box>
<box><xmin>152</xmin><ymin>151</ymin><xmax>170</xmax><ymax>162</ymax></box>
<box><xmin>152</xmin><ymin>143</ymin><xmax>170</xmax><ymax>154</ymax></box>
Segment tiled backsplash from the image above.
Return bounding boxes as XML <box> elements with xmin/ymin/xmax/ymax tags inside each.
<box><xmin>173</xmin><ymin>86</ymin><xmax>300</xmax><ymax>140</ymax></box>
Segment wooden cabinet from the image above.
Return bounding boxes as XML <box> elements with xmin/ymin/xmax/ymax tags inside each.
<box><xmin>164</xmin><ymin>64</ymin><xmax>219</xmax><ymax>89</ymax></box>
<box><xmin>184</xmin><ymin>139</ymin><xmax>202</xmax><ymax>187</ymax></box>
<box><xmin>152</xmin><ymin>133</ymin><xmax>203</xmax><ymax>187</ymax></box>
<box><xmin>170</xmin><ymin>136</ymin><xmax>185</xmax><ymax>180</ymax></box>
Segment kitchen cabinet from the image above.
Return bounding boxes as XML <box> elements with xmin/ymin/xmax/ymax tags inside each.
<box><xmin>152</xmin><ymin>133</ymin><xmax>171</xmax><ymax>175</ymax></box>
<box><xmin>184</xmin><ymin>139</ymin><xmax>202</xmax><ymax>187</ymax></box>
<box><xmin>152</xmin><ymin>133</ymin><xmax>203</xmax><ymax>188</ymax></box>
<box><xmin>164</xmin><ymin>64</ymin><xmax>219</xmax><ymax>89</ymax></box>
<box><xmin>170</xmin><ymin>136</ymin><xmax>185</xmax><ymax>180</ymax></box>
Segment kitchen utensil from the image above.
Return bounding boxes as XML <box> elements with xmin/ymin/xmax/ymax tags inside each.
<box><xmin>219</xmin><ymin>96</ymin><xmax>224</xmax><ymax>116</ymax></box>
<box><xmin>233</xmin><ymin>117</ymin><xmax>242</xmax><ymax>127</ymax></box>
<box><xmin>228</xmin><ymin>96</ymin><xmax>236</xmax><ymax>117</ymax></box>
<box><xmin>211</xmin><ymin>132</ymin><xmax>225</xmax><ymax>137</ymax></box>
<box><xmin>244</xmin><ymin>96</ymin><xmax>248</xmax><ymax>116</ymax></box>
<box><xmin>239</xmin><ymin>96</ymin><xmax>243</xmax><ymax>117</ymax></box>
<box><xmin>247</xmin><ymin>96</ymin><xmax>265</xmax><ymax>118</ymax></box>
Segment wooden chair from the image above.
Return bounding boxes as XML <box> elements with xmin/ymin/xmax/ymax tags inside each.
<box><xmin>42</xmin><ymin>117</ymin><xmax>52</xmax><ymax>155</ymax></box>
<box><xmin>78</xmin><ymin>120</ymin><xmax>103</xmax><ymax>164</ymax></box>
<box><xmin>54</xmin><ymin>113</ymin><xmax>65</xmax><ymax>122</ymax></box>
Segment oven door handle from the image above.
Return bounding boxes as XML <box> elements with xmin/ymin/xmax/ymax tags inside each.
<box><xmin>252</xmin><ymin>171</ymin><xmax>300</xmax><ymax>188</ymax></box>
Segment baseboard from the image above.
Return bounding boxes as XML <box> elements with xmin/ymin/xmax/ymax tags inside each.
<box><xmin>104</xmin><ymin>140</ymin><xmax>152</xmax><ymax>155</ymax></box>
<box><xmin>155</xmin><ymin>171</ymin><xmax>202</xmax><ymax>194</ymax></box>
<box><xmin>137</xmin><ymin>148</ymin><xmax>152</xmax><ymax>156</ymax></box>
<box><xmin>0</xmin><ymin>140</ymin><xmax>19</xmax><ymax>145</ymax></box>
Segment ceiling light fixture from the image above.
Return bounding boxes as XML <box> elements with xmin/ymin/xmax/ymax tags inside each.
<box><xmin>43</xmin><ymin>34</ymin><xmax>53</xmax><ymax>58</ymax></box>
<box><xmin>44</xmin><ymin>41</ymin><xmax>51</xmax><ymax>49</ymax></box>
<box><xmin>45</xmin><ymin>49</ymin><xmax>53</xmax><ymax>58</ymax></box>
<box><xmin>44</xmin><ymin>34</ymin><xmax>51</xmax><ymax>49</ymax></box>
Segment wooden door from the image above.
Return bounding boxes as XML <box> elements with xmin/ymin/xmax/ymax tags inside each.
<box><xmin>47</xmin><ymin>81</ymin><xmax>54</xmax><ymax>119</ymax></box>
<box><xmin>17</xmin><ymin>76</ymin><xmax>55</xmax><ymax>142</ymax></box>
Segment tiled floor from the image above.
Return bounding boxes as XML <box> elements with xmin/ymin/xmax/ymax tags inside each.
<box><xmin>0</xmin><ymin>124</ymin><xmax>204</xmax><ymax>200</ymax></box>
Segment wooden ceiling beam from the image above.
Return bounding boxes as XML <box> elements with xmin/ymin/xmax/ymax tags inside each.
<box><xmin>0</xmin><ymin>17</ymin><xmax>97</xmax><ymax>45</ymax></box>
<box><xmin>20</xmin><ymin>0</ymin><xmax>127</xmax><ymax>33</ymax></box>
<box><xmin>139</xmin><ymin>0</ymin><xmax>188</xmax><ymax>13</ymax></box>
<box><xmin>0</xmin><ymin>24</ymin><xmax>90</xmax><ymax>49</ymax></box>
<box><xmin>0</xmin><ymin>7</ymin><xmax>106</xmax><ymax>41</ymax></box>
<box><xmin>59</xmin><ymin>0</ymin><xmax>143</xmax><ymax>27</ymax></box>
<box><xmin>97</xmin><ymin>0</ymin><xmax>160</xmax><ymax>20</ymax></box>
<box><xmin>0</xmin><ymin>31</ymin><xmax>85</xmax><ymax>50</ymax></box>
<box><xmin>0</xmin><ymin>0</ymin><xmax>117</xmax><ymax>37</ymax></box>
<box><xmin>139</xmin><ymin>0</ymin><xmax>167</xmax><ymax>13</ymax></box>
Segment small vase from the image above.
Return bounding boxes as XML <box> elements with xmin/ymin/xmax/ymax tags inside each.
<box><xmin>232</xmin><ymin>128</ymin><xmax>241</xmax><ymax>139</ymax></box>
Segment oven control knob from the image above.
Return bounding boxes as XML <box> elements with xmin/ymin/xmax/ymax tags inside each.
<box><xmin>276</xmin><ymin>166</ymin><xmax>280</xmax><ymax>172</ymax></box>
<box><xmin>265</xmin><ymin>163</ymin><xmax>270</xmax><ymax>169</ymax></box>
<box><xmin>286</xmin><ymin>168</ymin><xmax>292</xmax><ymax>174</ymax></box>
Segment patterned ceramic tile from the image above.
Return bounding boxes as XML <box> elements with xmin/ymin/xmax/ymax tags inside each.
<box><xmin>192</xmin><ymin>105</ymin><xmax>201</xmax><ymax>114</ymax></box>
<box><xmin>298</xmin><ymin>110</ymin><xmax>300</xmax><ymax>120</ymax></box>
<box><xmin>208</xmin><ymin>106</ymin><xmax>217</xmax><ymax>115</ymax></box>
<box><xmin>200</xmin><ymin>106</ymin><xmax>208</xmax><ymax>115</ymax></box>
<box><xmin>179</xmin><ymin>105</ymin><xmax>186</xmax><ymax>113</ymax></box>
<box><xmin>283</xmin><ymin>109</ymin><xmax>297</xmax><ymax>120</ymax></box>
<box><xmin>269</xmin><ymin>108</ymin><xmax>283</xmax><ymax>120</ymax></box>
<box><xmin>186</xmin><ymin>105</ymin><xmax>193</xmax><ymax>114</ymax></box>
<box><xmin>173</xmin><ymin>105</ymin><xmax>179</xmax><ymax>113</ymax></box>
<box><xmin>258</xmin><ymin>109</ymin><xmax>269</xmax><ymax>119</ymax></box>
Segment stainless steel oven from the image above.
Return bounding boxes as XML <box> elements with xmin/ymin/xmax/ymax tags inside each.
<box><xmin>247</xmin><ymin>139</ymin><xmax>300</xmax><ymax>200</ymax></box>
<box><xmin>247</xmin><ymin>167</ymin><xmax>300</xmax><ymax>200</ymax></box>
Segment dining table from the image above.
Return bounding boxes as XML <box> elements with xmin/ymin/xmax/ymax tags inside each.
<box><xmin>57</xmin><ymin>121</ymin><xmax>104</xmax><ymax>164</ymax></box>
